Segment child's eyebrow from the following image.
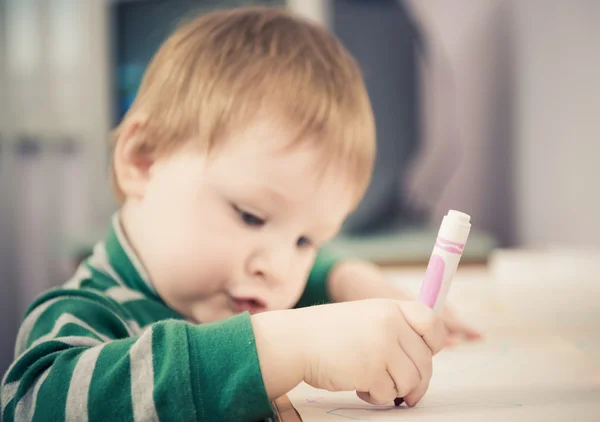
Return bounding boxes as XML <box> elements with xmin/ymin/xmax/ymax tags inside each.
<box><xmin>255</xmin><ymin>185</ymin><xmax>293</xmax><ymax>206</ymax></box>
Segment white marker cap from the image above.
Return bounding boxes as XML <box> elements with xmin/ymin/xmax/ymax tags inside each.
<box><xmin>438</xmin><ymin>210</ymin><xmax>471</xmax><ymax>245</ymax></box>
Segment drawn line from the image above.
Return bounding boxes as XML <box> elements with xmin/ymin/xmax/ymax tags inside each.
<box><xmin>327</xmin><ymin>406</ymin><xmax>395</xmax><ymax>420</ymax></box>
<box><xmin>325</xmin><ymin>401</ymin><xmax>522</xmax><ymax>420</ymax></box>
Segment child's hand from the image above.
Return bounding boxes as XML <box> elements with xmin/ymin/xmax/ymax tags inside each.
<box><xmin>252</xmin><ymin>299</ymin><xmax>444</xmax><ymax>406</ymax></box>
<box><xmin>297</xmin><ymin>299</ymin><xmax>444</xmax><ymax>407</ymax></box>
<box><xmin>440</xmin><ymin>305</ymin><xmax>482</xmax><ymax>346</ymax></box>
<box><xmin>328</xmin><ymin>259</ymin><xmax>482</xmax><ymax>347</ymax></box>
<box><xmin>253</xmin><ymin>299</ymin><xmax>445</xmax><ymax>406</ymax></box>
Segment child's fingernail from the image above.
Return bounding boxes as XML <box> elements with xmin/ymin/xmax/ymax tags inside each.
<box><xmin>394</xmin><ymin>397</ymin><xmax>404</xmax><ymax>406</ymax></box>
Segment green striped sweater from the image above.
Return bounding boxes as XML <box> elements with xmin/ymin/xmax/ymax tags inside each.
<box><xmin>1</xmin><ymin>214</ymin><xmax>338</xmax><ymax>421</ymax></box>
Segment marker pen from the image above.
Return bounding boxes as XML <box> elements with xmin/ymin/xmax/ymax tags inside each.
<box><xmin>395</xmin><ymin>210</ymin><xmax>471</xmax><ymax>406</ymax></box>
<box><xmin>417</xmin><ymin>210</ymin><xmax>471</xmax><ymax>312</ymax></box>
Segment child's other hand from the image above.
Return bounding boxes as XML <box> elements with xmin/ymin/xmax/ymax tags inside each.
<box><xmin>297</xmin><ymin>299</ymin><xmax>444</xmax><ymax>407</ymax></box>
<box><xmin>328</xmin><ymin>259</ymin><xmax>482</xmax><ymax>348</ymax></box>
<box><xmin>440</xmin><ymin>305</ymin><xmax>482</xmax><ymax>347</ymax></box>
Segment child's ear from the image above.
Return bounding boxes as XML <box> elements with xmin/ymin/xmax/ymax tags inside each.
<box><xmin>113</xmin><ymin>115</ymin><xmax>156</xmax><ymax>200</ymax></box>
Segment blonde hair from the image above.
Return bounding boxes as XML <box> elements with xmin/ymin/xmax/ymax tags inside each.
<box><xmin>111</xmin><ymin>6</ymin><xmax>375</xmax><ymax>205</ymax></box>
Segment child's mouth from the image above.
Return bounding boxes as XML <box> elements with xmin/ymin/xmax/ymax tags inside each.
<box><xmin>231</xmin><ymin>297</ymin><xmax>267</xmax><ymax>315</ymax></box>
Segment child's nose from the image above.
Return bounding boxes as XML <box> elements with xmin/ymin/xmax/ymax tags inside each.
<box><xmin>248</xmin><ymin>246</ymin><xmax>293</xmax><ymax>284</ymax></box>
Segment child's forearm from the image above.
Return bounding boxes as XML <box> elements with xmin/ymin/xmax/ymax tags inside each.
<box><xmin>327</xmin><ymin>259</ymin><xmax>415</xmax><ymax>303</ymax></box>
<box><xmin>251</xmin><ymin>310</ymin><xmax>305</xmax><ymax>399</ymax></box>
<box><xmin>2</xmin><ymin>294</ymin><xmax>277</xmax><ymax>422</ymax></box>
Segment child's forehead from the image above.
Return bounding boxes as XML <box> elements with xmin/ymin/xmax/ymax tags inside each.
<box><xmin>209</xmin><ymin>117</ymin><xmax>326</xmax><ymax>171</ymax></box>
<box><xmin>187</xmin><ymin>112</ymin><xmax>363</xmax><ymax>211</ymax></box>
<box><xmin>208</xmin><ymin>144</ymin><xmax>347</xmax><ymax>198</ymax></box>
<box><xmin>204</xmin><ymin>139</ymin><xmax>353</xmax><ymax>207</ymax></box>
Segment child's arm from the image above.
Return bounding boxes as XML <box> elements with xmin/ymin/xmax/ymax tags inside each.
<box><xmin>295</xmin><ymin>251</ymin><xmax>480</xmax><ymax>344</ymax></box>
<box><xmin>326</xmin><ymin>259</ymin><xmax>482</xmax><ymax>343</ymax></box>
<box><xmin>1</xmin><ymin>291</ymin><xmax>274</xmax><ymax>421</ymax></box>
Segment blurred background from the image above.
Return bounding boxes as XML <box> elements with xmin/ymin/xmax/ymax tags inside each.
<box><xmin>1</xmin><ymin>0</ymin><xmax>599</xmax><ymax>376</ymax></box>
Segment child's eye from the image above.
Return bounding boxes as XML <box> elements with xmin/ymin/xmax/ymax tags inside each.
<box><xmin>233</xmin><ymin>205</ymin><xmax>265</xmax><ymax>227</ymax></box>
<box><xmin>296</xmin><ymin>236</ymin><xmax>312</xmax><ymax>248</ymax></box>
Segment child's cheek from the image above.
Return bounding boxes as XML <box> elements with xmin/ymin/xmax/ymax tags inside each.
<box><xmin>280</xmin><ymin>263</ymin><xmax>312</xmax><ymax>310</ymax></box>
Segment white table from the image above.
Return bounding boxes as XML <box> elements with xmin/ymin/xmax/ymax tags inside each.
<box><xmin>288</xmin><ymin>257</ymin><xmax>600</xmax><ymax>421</ymax></box>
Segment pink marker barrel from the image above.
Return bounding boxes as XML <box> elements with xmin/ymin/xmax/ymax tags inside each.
<box><xmin>418</xmin><ymin>210</ymin><xmax>471</xmax><ymax>312</ymax></box>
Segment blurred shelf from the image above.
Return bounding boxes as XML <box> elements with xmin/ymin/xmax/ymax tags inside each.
<box><xmin>324</xmin><ymin>228</ymin><xmax>497</xmax><ymax>266</ymax></box>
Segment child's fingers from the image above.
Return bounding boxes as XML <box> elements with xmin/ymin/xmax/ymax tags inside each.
<box><xmin>394</xmin><ymin>323</ymin><xmax>433</xmax><ymax>391</ymax></box>
<box><xmin>445</xmin><ymin>317</ymin><xmax>482</xmax><ymax>339</ymax></box>
<box><xmin>386</xmin><ymin>354</ymin><xmax>420</xmax><ymax>399</ymax></box>
<box><xmin>355</xmin><ymin>372</ymin><xmax>397</xmax><ymax>406</ymax></box>
<box><xmin>356</xmin><ymin>391</ymin><xmax>381</xmax><ymax>405</ymax></box>
<box><xmin>462</xmin><ymin>324</ymin><xmax>483</xmax><ymax>339</ymax></box>
<box><xmin>398</xmin><ymin>301</ymin><xmax>446</xmax><ymax>355</ymax></box>
<box><xmin>403</xmin><ymin>376</ymin><xmax>431</xmax><ymax>408</ymax></box>
<box><xmin>444</xmin><ymin>334</ymin><xmax>456</xmax><ymax>348</ymax></box>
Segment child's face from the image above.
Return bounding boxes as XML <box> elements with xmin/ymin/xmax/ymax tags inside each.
<box><xmin>127</xmin><ymin>118</ymin><xmax>355</xmax><ymax>323</ymax></box>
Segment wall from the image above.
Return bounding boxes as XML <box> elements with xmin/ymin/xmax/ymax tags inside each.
<box><xmin>0</xmin><ymin>0</ymin><xmax>21</xmax><ymax>377</ymax></box>
<box><xmin>287</xmin><ymin>0</ymin><xmax>331</xmax><ymax>25</ymax></box>
<box><xmin>0</xmin><ymin>0</ymin><xmax>113</xmax><ymax>376</ymax></box>
<box><xmin>512</xmin><ymin>0</ymin><xmax>600</xmax><ymax>247</ymax></box>
<box><xmin>407</xmin><ymin>0</ymin><xmax>600</xmax><ymax>248</ymax></box>
<box><xmin>334</xmin><ymin>0</ymin><xmax>425</xmax><ymax>233</ymax></box>
<box><xmin>404</xmin><ymin>0</ymin><xmax>515</xmax><ymax>245</ymax></box>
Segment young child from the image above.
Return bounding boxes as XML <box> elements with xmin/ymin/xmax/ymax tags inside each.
<box><xmin>1</xmin><ymin>7</ymin><xmax>480</xmax><ymax>421</ymax></box>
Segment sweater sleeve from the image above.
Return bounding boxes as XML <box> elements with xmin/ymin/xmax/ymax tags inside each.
<box><xmin>294</xmin><ymin>248</ymin><xmax>342</xmax><ymax>308</ymax></box>
<box><xmin>1</xmin><ymin>291</ymin><xmax>274</xmax><ymax>422</ymax></box>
